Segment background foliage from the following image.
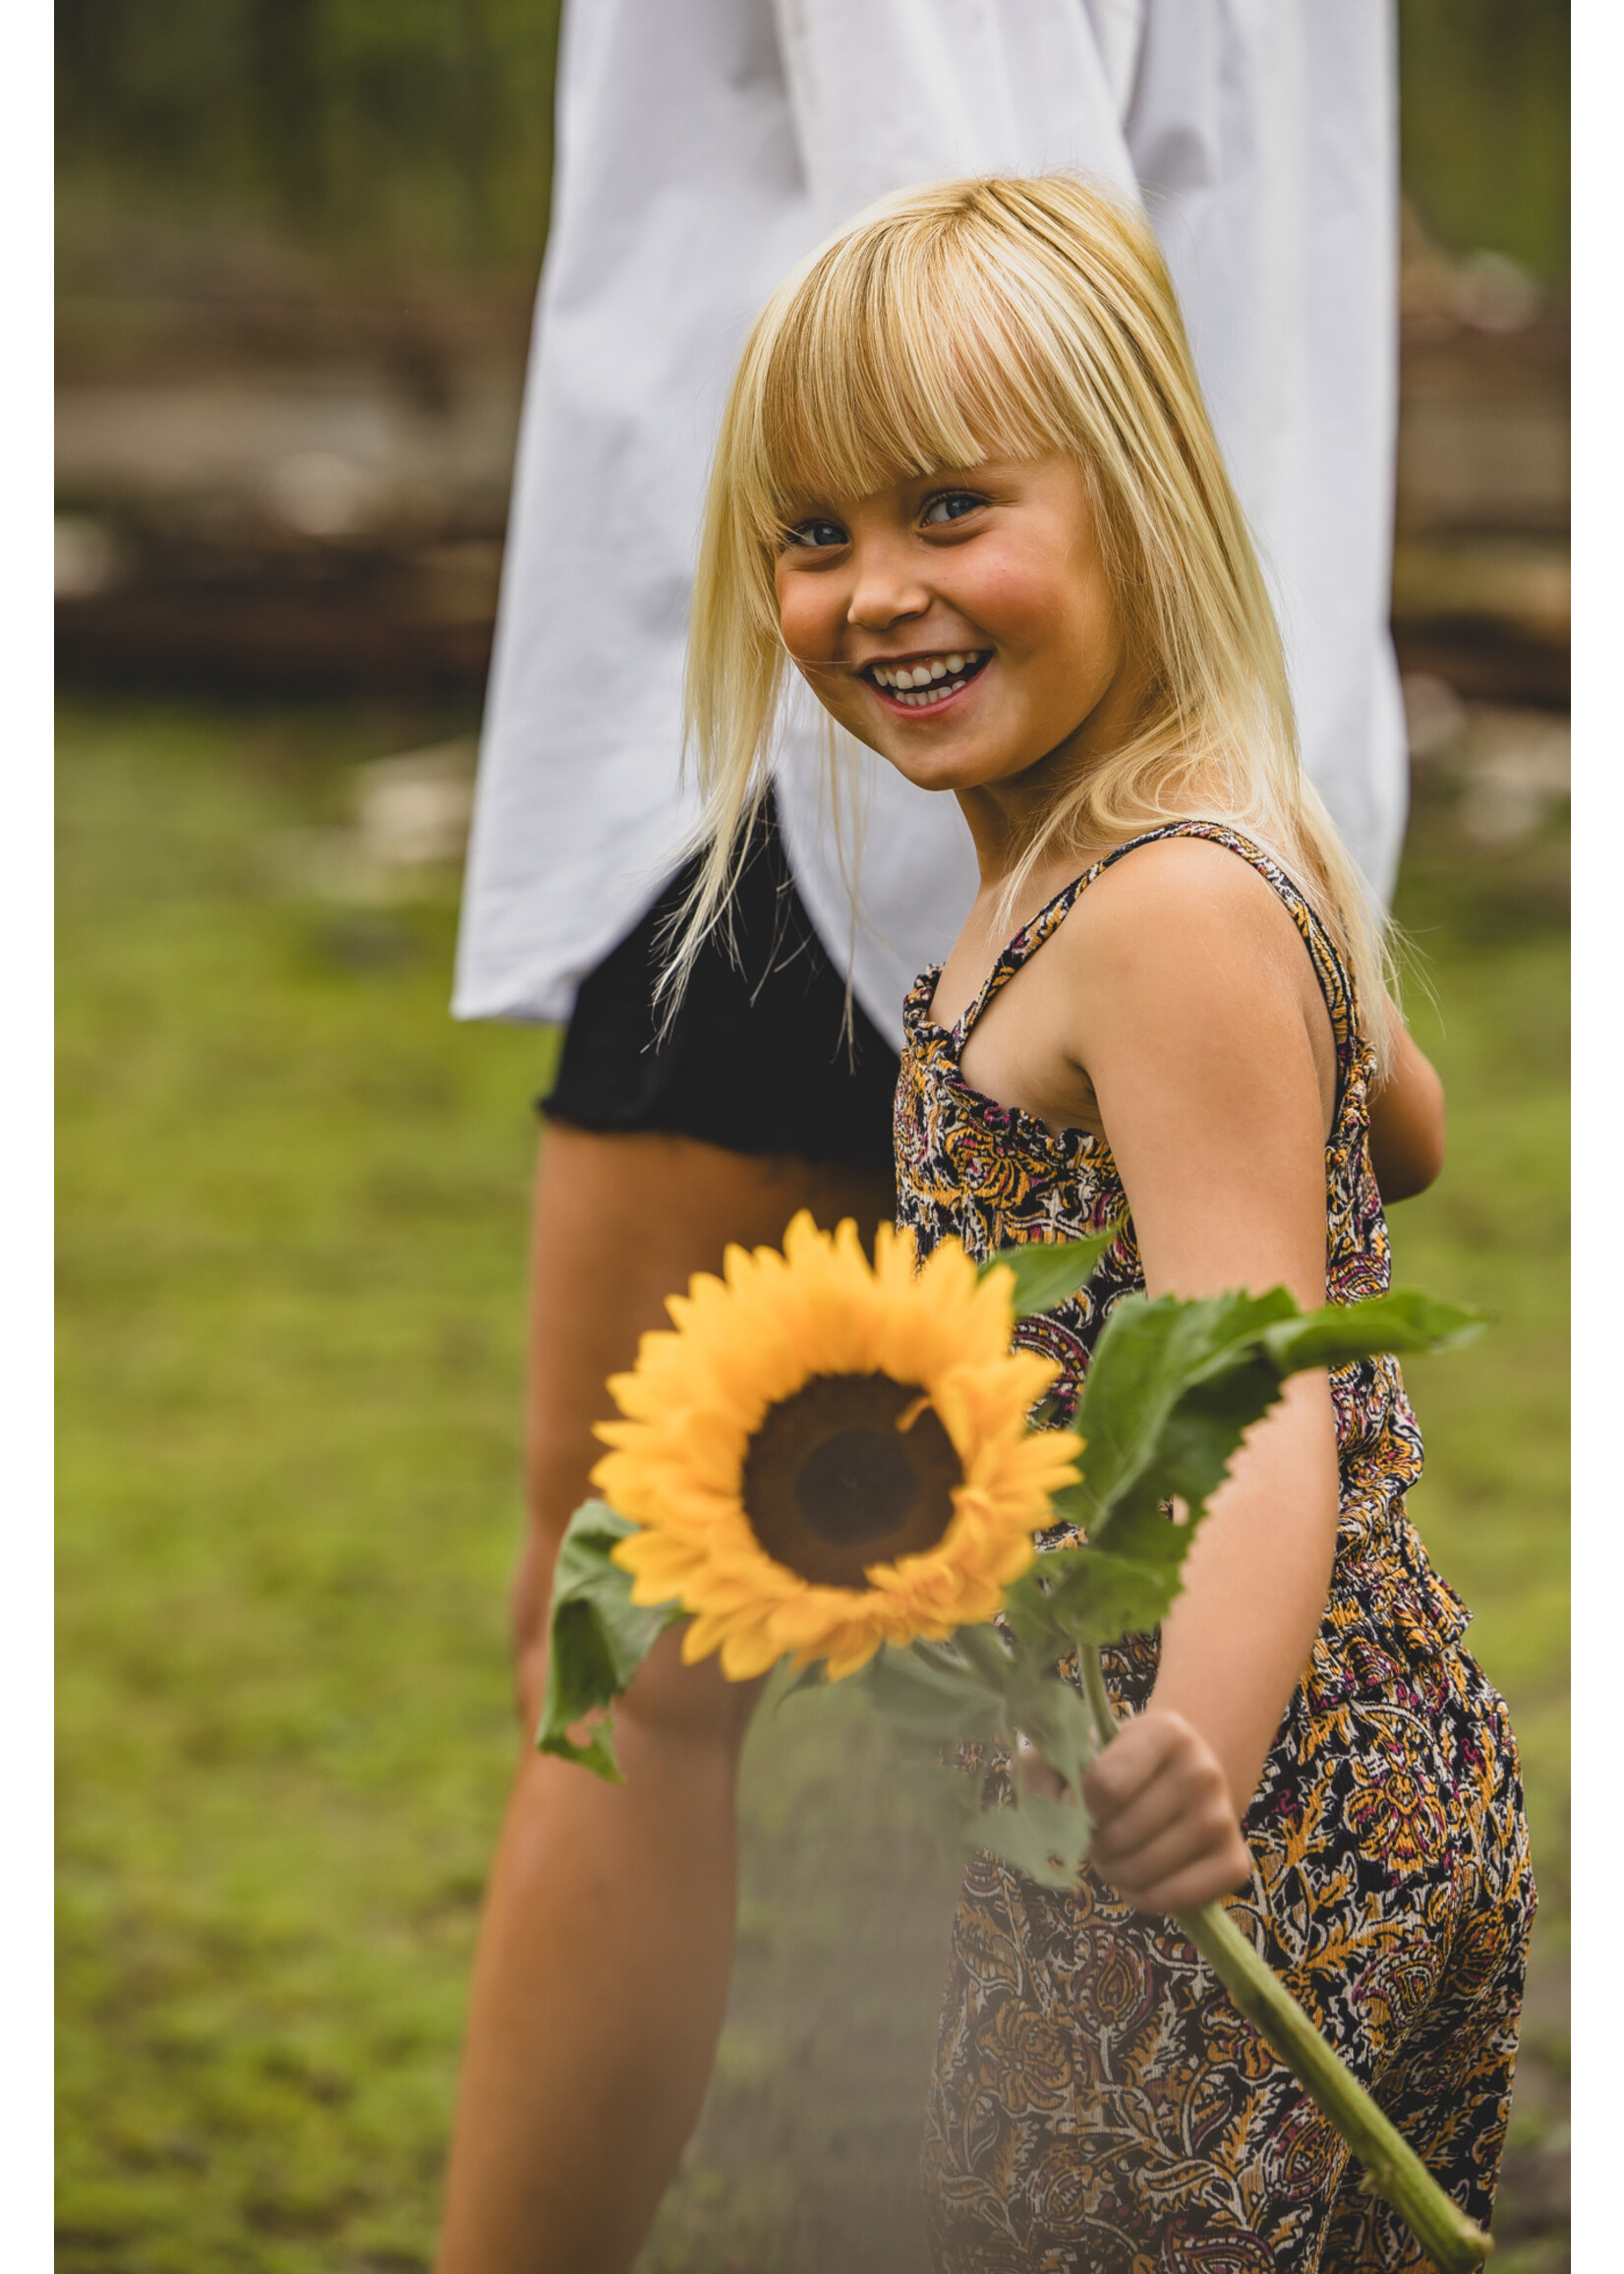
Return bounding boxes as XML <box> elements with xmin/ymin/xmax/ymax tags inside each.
<box><xmin>56</xmin><ymin>0</ymin><xmax>563</xmax><ymax>275</ymax></box>
<box><xmin>56</xmin><ymin>0</ymin><xmax>1568</xmax><ymax>284</ymax></box>
<box><xmin>1397</xmin><ymin>0</ymin><xmax>1570</xmax><ymax>283</ymax></box>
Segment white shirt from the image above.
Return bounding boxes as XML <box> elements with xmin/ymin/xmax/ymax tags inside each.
<box><xmin>454</xmin><ymin>0</ymin><xmax>1406</xmax><ymax>1048</ymax></box>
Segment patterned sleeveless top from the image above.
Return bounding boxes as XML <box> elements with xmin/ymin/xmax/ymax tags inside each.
<box><xmin>894</xmin><ymin>821</ymin><xmax>1469</xmax><ymax>1703</ymax></box>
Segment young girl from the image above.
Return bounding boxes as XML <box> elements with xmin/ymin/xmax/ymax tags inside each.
<box><xmin>679</xmin><ymin>176</ymin><xmax>1536</xmax><ymax>2271</ymax></box>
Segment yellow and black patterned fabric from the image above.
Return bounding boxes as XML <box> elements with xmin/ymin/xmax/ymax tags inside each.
<box><xmin>894</xmin><ymin>822</ymin><xmax>1537</xmax><ymax>2273</ymax></box>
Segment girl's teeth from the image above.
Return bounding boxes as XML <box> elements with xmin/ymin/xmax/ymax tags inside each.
<box><xmin>873</xmin><ymin>652</ymin><xmax>983</xmax><ymax>695</ymax></box>
<box><xmin>890</xmin><ymin>671</ymin><xmax>971</xmax><ymax>707</ymax></box>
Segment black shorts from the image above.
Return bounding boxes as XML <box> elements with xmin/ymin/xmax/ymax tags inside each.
<box><xmin>540</xmin><ymin>795</ymin><xmax>901</xmax><ymax>1170</ymax></box>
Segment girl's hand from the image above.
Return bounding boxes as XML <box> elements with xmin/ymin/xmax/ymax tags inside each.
<box><xmin>1080</xmin><ymin>1708</ymin><xmax>1253</xmax><ymax>1914</ymax></box>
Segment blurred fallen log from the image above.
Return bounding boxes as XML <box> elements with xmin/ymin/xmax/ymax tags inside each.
<box><xmin>55</xmin><ymin>360</ymin><xmax>516</xmax><ymax>694</ymax></box>
<box><xmin>55</xmin><ymin>533</ymin><xmax>502</xmax><ymax>696</ymax></box>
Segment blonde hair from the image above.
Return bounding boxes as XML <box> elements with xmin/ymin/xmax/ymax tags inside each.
<box><xmin>675</xmin><ymin>172</ymin><xmax>1395</xmax><ymax>1069</ymax></box>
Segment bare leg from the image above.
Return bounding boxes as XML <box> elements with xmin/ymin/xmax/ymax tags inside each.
<box><xmin>435</xmin><ymin>1126</ymin><xmax>896</xmax><ymax>2274</ymax></box>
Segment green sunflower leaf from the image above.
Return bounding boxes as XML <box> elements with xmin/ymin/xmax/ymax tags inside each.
<box><xmin>535</xmin><ymin>1499</ymin><xmax>684</xmax><ymax>1783</ymax></box>
<box><xmin>1015</xmin><ymin>1543</ymin><xmax>1182</xmax><ymax>1653</ymax></box>
<box><xmin>970</xmin><ymin>1789</ymin><xmax>1092</xmax><ymax>1892</ymax></box>
<box><xmin>773</xmin><ymin>1658</ymin><xmax>835</xmax><ymax>1706</ymax></box>
<box><xmin>1006</xmin><ymin>1666</ymin><xmax>1101</xmax><ymax>1796</ymax></box>
<box><xmin>861</xmin><ymin>1638</ymin><xmax>1011</xmax><ymax>1754</ymax></box>
<box><xmin>978</xmin><ymin>1219</ymin><xmax>1125</xmax><ymax>1318</ymax></box>
<box><xmin>1044</xmin><ymin>1284</ymin><xmax>1482</xmax><ymax>1646</ymax></box>
<box><xmin>1254</xmin><ymin>1288</ymin><xmax>1486</xmax><ymax>1374</ymax></box>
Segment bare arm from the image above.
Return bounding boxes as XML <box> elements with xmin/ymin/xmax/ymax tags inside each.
<box><xmin>1367</xmin><ymin>1004</ymin><xmax>1446</xmax><ymax>1203</ymax></box>
<box><xmin>1053</xmin><ymin>844</ymin><xmax>1344</xmax><ymax>1912</ymax></box>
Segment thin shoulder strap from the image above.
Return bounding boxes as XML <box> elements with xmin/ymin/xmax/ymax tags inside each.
<box><xmin>957</xmin><ymin>822</ymin><xmax>1362</xmax><ymax>1082</ymax></box>
<box><xmin>1151</xmin><ymin>822</ymin><xmax>1363</xmax><ymax>1077</ymax></box>
<box><xmin>954</xmin><ymin>831</ymin><xmax>1165</xmax><ymax>1042</ymax></box>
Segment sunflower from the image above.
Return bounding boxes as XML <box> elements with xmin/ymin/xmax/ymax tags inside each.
<box><xmin>591</xmin><ymin>1212</ymin><xmax>1082</xmax><ymax>1680</ymax></box>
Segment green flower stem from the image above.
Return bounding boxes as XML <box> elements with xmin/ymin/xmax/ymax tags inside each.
<box><xmin>1080</xmin><ymin>1643</ymin><xmax>1119</xmax><ymax>1754</ymax></box>
<box><xmin>952</xmin><ymin>1622</ymin><xmax>1017</xmax><ymax>1688</ymax></box>
<box><xmin>1174</xmin><ymin>1899</ymin><xmax>1491</xmax><ymax>2270</ymax></box>
<box><xmin>1081</xmin><ymin>1645</ymin><xmax>1493</xmax><ymax>2271</ymax></box>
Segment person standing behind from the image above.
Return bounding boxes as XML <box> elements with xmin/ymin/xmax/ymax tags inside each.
<box><xmin>438</xmin><ymin>7</ymin><xmax>1409</xmax><ymax>2269</ymax></box>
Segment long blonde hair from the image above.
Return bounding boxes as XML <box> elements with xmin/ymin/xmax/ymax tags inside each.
<box><xmin>675</xmin><ymin>172</ymin><xmax>1394</xmax><ymax>1067</ymax></box>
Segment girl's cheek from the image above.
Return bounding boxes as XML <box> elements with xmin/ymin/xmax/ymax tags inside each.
<box><xmin>775</xmin><ymin>577</ymin><xmax>830</xmax><ymax>671</ymax></box>
<box><xmin>949</xmin><ymin>549</ymin><xmax>1062</xmax><ymax>654</ymax></box>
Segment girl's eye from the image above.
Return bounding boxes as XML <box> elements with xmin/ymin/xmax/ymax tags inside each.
<box><xmin>784</xmin><ymin>516</ymin><xmax>848</xmax><ymax>551</ymax></box>
<box><xmin>921</xmin><ymin>491</ymin><xmax>986</xmax><ymax>527</ymax></box>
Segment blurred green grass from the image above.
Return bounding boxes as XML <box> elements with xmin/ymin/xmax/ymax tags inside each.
<box><xmin>57</xmin><ymin>700</ymin><xmax>1568</xmax><ymax>2272</ymax></box>
<box><xmin>1386</xmin><ymin>792</ymin><xmax>1571</xmax><ymax>1934</ymax></box>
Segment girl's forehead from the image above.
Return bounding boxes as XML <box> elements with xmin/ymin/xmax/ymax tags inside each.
<box><xmin>754</xmin><ymin>227</ymin><xmax>1096</xmax><ymax>522</ymax></box>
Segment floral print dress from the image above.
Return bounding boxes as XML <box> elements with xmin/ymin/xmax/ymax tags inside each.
<box><xmin>894</xmin><ymin>823</ymin><xmax>1536</xmax><ymax>2273</ymax></box>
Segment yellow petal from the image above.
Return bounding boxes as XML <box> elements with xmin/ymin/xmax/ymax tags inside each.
<box><xmin>719</xmin><ymin>1619</ymin><xmax>783</xmax><ymax>1681</ymax></box>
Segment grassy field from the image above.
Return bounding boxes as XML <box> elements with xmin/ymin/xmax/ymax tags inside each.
<box><xmin>57</xmin><ymin>697</ymin><xmax>1568</xmax><ymax>2273</ymax></box>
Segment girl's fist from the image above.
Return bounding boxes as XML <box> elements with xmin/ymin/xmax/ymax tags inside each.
<box><xmin>1080</xmin><ymin>1709</ymin><xmax>1253</xmax><ymax>1913</ymax></box>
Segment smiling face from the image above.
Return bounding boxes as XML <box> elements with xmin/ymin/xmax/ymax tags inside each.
<box><xmin>773</xmin><ymin>454</ymin><xmax>1141</xmax><ymax>814</ymax></box>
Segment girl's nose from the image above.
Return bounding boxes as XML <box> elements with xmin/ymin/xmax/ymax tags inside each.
<box><xmin>845</xmin><ymin>537</ymin><xmax>930</xmax><ymax>633</ymax></box>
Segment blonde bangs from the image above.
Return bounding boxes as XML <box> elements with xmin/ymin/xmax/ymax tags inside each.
<box><xmin>748</xmin><ymin>225</ymin><xmax>1067</xmax><ymax>539</ymax></box>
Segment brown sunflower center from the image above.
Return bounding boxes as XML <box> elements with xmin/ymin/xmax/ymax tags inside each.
<box><xmin>740</xmin><ymin>1373</ymin><xmax>962</xmax><ymax>1590</ymax></box>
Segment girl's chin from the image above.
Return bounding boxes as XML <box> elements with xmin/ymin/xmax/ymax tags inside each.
<box><xmin>876</xmin><ymin>745</ymin><xmax>1005</xmax><ymax>796</ymax></box>
<box><xmin>826</xmin><ymin>721</ymin><xmax>978</xmax><ymax>787</ymax></box>
<box><xmin>825</xmin><ymin>710</ymin><xmax>1028</xmax><ymax>796</ymax></box>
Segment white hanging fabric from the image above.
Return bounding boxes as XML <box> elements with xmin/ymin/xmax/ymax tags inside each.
<box><xmin>453</xmin><ymin>0</ymin><xmax>1405</xmax><ymax>1046</ymax></box>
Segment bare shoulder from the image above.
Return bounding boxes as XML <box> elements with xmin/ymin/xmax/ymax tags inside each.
<box><xmin>1026</xmin><ymin>834</ymin><xmax>1339</xmax><ymax>1145</ymax></box>
<box><xmin>1055</xmin><ymin>833</ymin><xmax>1309</xmax><ymax>988</ymax></box>
<box><xmin>1033</xmin><ymin>833</ymin><xmax>1339</xmax><ymax>1137</ymax></box>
